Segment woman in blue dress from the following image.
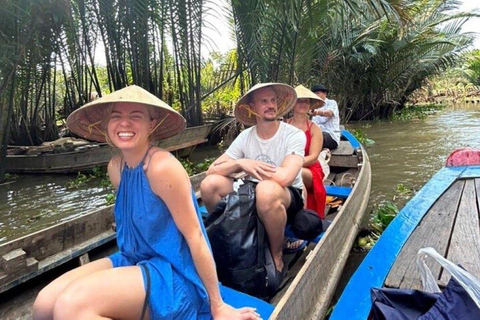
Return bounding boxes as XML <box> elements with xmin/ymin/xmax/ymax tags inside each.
<box><xmin>33</xmin><ymin>86</ymin><xmax>260</xmax><ymax>320</ymax></box>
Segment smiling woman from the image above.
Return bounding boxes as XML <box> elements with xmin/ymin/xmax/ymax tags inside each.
<box><xmin>107</xmin><ymin>104</ymin><xmax>157</xmax><ymax>157</ymax></box>
<box><xmin>33</xmin><ymin>85</ymin><xmax>261</xmax><ymax>320</ymax></box>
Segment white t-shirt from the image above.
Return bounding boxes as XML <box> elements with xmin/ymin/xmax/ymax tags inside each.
<box><xmin>226</xmin><ymin>122</ymin><xmax>305</xmax><ymax>189</ymax></box>
<box><xmin>312</xmin><ymin>98</ymin><xmax>341</xmax><ymax>144</ymax></box>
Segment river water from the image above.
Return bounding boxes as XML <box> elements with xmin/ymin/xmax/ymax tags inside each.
<box><xmin>0</xmin><ymin>103</ymin><xmax>479</xmax><ymax>244</ymax></box>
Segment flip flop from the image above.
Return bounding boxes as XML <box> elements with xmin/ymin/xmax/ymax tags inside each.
<box><xmin>283</xmin><ymin>237</ymin><xmax>307</xmax><ymax>254</ymax></box>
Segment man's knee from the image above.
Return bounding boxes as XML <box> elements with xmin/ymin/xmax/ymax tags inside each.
<box><xmin>200</xmin><ymin>174</ymin><xmax>219</xmax><ymax>196</ymax></box>
<box><xmin>256</xmin><ymin>180</ymin><xmax>286</xmax><ymax>214</ymax></box>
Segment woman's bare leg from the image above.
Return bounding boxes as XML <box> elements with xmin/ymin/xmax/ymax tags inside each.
<box><xmin>52</xmin><ymin>265</ymin><xmax>147</xmax><ymax>320</ymax></box>
<box><xmin>33</xmin><ymin>258</ymin><xmax>113</xmax><ymax>320</ymax></box>
<box><xmin>302</xmin><ymin>168</ymin><xmax>313</xmax><ymax>190</ymax></box>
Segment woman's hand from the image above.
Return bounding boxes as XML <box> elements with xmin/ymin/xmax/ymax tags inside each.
<box><xmin>212</xmin><ymin>302</ymin><xmax>261</xmax><ymax>320</ymax></box>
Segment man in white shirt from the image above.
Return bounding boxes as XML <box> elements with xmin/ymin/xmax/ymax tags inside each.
<box><xmin>311</xmin><ymin>84</ymin><xmax>340</xmax><ymax>149</ymax></box>
<box><xmin>200</xmin><ymin>83</ymin><xmax>305</xmax><ymax>282</ymax></box>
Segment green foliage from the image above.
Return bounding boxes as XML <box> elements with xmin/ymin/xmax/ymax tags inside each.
<box><xmin>352</xmin><ymin>129</ymin><xmax>375</xmax><ymax>147</ymax></box>
<box><xmin>465</xmin><ymin>49</ymin><xmax>480</xmax><ymax>86</ymax></box>
<box><xmin>180</xmin><ymin>158</ymin><xmax>215</xmax><ymax>176</ymax></box>
<box><xmin>356</xmin><ymin>202</ymin><xmax>398</xmax><ymax>251</ymax></box>
<box><xmin>105</xmin><ymin>193</ymin><xmax>115</xmax><ymax>205</ymax></box>
<box><xmin>391</xmin><ymin>104</ymin><xmax>444</xmax><ymax>121</ymax></box>
<box><xmin>395</xmin><ymin>183</ymin><xmax>412</xmax><ymax>195</ymax></box>
<box><xmin>231</xmin><ymin>0</ymin><xmax>476</xmax><ymax>121</ymax></box>
<box><xmin>3</xmin><ymin>173</ymin><xmax>16</xmax><ymax>182</ymax></box>
<box><xmin>67</xmin><ymin>166</ymin><xmax>111</xmax><ymax>189</ymax></box>
<box><xmin>371</xmin><ymin>202</ymin><xmax>399</xmax><ymax>232</ymax></box>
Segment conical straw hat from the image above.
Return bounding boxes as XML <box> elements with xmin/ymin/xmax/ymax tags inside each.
<box><xmin>234</xmin><ymin>83</ymin><xmax>297</xmax><ymax>126</ymax></box>
<box><xmin>66</xmin><ymin>85</ymin><xmax>186</xmax><ymax>142</ymax></box>
<box><xmin>294</xmin><ymin>85</ymin><xmax>325</xmax><ymax>109</ymax></box>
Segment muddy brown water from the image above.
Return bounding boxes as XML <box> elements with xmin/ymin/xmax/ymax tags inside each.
<box><xmin>1</xmin><ymin>103</ymin><xmax>479</xmax><ymax>244</ymax></box>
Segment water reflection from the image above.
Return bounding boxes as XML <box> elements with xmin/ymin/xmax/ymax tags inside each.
<box><xmin>0</xmin><ymin>103</ymin><xmax>479</xmax><ymax>244</ymax></box>
<box><xmin>349</xmin><ymin>103</ymin><xmax>480</xmax><ymax>209</ymax></box>
<box><xmin>0</xmin><ymin>174</ymin><xmax>110</xmax><ymax>243</ymax></box>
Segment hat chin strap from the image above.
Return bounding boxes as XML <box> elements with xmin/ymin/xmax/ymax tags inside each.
<box><xmin>239</xmin><ymin>104</ymin><xmax>280</xmax><ymax>121</ymax></box>
<box><xmin>87</xmin><ymin>120</ymin><xmax>108</xmax><ymax>141</ymax></box>
<box><xmin>148</xmin><ymin>113</ymin><xmax>170</xmax><ymax>138</ymax></box>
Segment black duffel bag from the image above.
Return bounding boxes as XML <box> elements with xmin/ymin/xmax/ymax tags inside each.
<box><xmin>204</xmin><ymin>180</ymin><xmax>278</xmax><ymax>299</ymax></box>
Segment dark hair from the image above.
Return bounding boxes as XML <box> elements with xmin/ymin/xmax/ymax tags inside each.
<box><xmin>310</xmin><ymin>84</ymin><xmax>329</xmax><ymax>94</ymax></box>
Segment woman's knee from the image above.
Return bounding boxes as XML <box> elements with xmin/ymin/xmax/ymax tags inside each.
<box><xmin>53</xmin><ymin>281</ymin><xmax>91</xmax><ymax>320</ymax></box>
<box><xmin>33</xmin><ymin>285</ymin><xmax>58</xmax><ymax>320</ymax></box>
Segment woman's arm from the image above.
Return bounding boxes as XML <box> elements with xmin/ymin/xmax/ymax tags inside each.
<box><xmin>304</xmin><ymin>122</ymin><xmax>323</xmax><ymax>166</ymax></box>
<box><xmin>148</xmin><ymin>153</ymin><xmax>259</xmax><ymax>320</ymax></box>
<box><xmin>107</xmin><ymin>156</ymin><xmax>122</xmax><ymax>190</ymax></box>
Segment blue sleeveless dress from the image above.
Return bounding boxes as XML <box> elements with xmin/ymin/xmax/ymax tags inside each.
<box><xmin>108</xmin><ymin>161</ymin><xmax>212</xmax><ymax>319</ymax></box>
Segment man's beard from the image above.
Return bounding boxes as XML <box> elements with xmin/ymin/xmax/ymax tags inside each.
<box><xmin>263</xmin><ymin>109</ymin><xmax>277</xmax><ymax>122</ymax></box>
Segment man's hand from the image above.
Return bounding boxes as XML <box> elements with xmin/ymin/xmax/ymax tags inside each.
<box><xmin>212</xmin><ymin>303</ymin><xmax>261</xmax><ymax>320</ymax></box>
<box><xmin>238</xmin><ymin>159</ymin><xmax>276</xmax><ymax>180</ymax></box>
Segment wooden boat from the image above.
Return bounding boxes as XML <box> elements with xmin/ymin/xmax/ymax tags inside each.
<box><xmin>330</xmin><ymin>148</ymin><xmax>480</xmax><ymax>320</ymax></box>
<box><xmin>5</xmin><ymin>124</ymin><xmax>211</xmax><ymax>174</ymax></box>
<box><xmin>0</xmin><ymin>129</ymin><xmax>371</xmax><ymax>319</ymax></box>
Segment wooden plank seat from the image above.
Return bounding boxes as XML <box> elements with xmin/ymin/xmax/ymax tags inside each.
<box><xmin>325</xmin><ymin>185</ymin><xmax>352</xmax><ymax>198</ymax></box>
<box><xmin>330</xmin><ymin>140</ymin><xmax>354</xmax><ymax>156</ymax></box>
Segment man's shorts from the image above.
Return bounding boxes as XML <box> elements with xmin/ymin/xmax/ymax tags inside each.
<box><xmin>323</xmin><ymin>132</ymin><xmax>338</xmax><ymax>150</ymax></box>
<box><xmin>286</xmin><ymin>186</ymin><xmax>304</xmax><ymax>218</ymax></box>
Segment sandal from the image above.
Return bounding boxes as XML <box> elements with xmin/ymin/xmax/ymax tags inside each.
<box><xmin>283</xmin><ymin>237</ymin><xmax>307</xmax><ymax>254</ymax></box>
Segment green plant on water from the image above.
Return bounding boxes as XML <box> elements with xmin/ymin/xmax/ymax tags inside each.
<box><xmin>371</xmin><ymin>202</ymin><xmax>398</xmax><ymax>232</ymax></box>
<box><xmin>180</xmin><ymin>159</ymin><xmax>195</xmax><ymax>176</ymax></box>
<box><xmin>352</xmin><ymin>128</ymin><xmax>375</xmax><ymax>147</ymax></box>
<box><xmin>195</xmin><ymin>158</ymin><xmax>215</xmax><ymax>173</ymax></box>
<box><xmin>180</xmin><ymin>158</ymin><xmax>215</xmax><ymax>176</ymax></box>
<box><xmin>67</xmin><ymin>172</ymin><xmax>90</xmax><ymax>189</ymax></box>
<box><xmin>356</xmin><ymin>202</ymin><xmax>399</xmax><ymax>251</ymax></box>
<box><xmin>396</xmin><ymin>183</ymin><xmax>412</xmax><ymax>195</ymax></box>
<box><xmin>67</xmin><ymin>167</ymin><xmax>112</xmax><ymax>190</ymax></box>
<box><xmin>3</xmin><ymin>173</ymin><xmax>17</xmax><ymax>182</ymax></box>
<box><xmin>391</xmin><ymin>104</ymin><xmax>444</xmax><ymax>121</ymax></box>
<box><xmin>105</xmin><ymin>193</ymin><xmax>115</xmax><ymax>205</ymax></box>
<box><xmin>352</xmin><ymin>129</ymin><xmax>367</xmax><ymax>144</ymax></box>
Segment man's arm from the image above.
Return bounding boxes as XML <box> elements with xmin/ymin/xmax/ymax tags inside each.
<box><xmin>206</xmin><ymin>153</ymin><xmax>241</xmax><ymax>176</ymax></box>
<box><xmin>206</xmin><ymin>153</ymin><xmax>276</xmax><ymax>180</ymax></box>
<box><xmin>269</xmin><ymin>154</ymin><xmax>304</xmax><ymax>187</ymax></box>
<box><xmin>314</xmin><ymin>108</ymin><xmax>333</xmax><ymax>118</ymax></box>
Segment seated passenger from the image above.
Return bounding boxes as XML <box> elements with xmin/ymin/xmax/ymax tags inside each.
<box><xmin>286</xmin><ymin>85</ymin><xmax>327</xmax><ymax>219</ymax></box>
<box><xmin>200</xmin><ymin>83</ymin><xmax>305</xmax><ymax>283</ymax></box>
<box><xmin>311</xmin><ymin>83</ymin><xmax>340</xmax><ymax>150</ymax></box>
<box><xmin>33</xmin><ymin>86</ymin><xmax>260</xmax><ymax>320</ymax></box>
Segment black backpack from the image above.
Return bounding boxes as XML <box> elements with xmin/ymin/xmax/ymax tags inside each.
<box><xmin>204</xmin><ymin>180</ymin><xmax>278</xmax><ymax>299</ymax></box>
